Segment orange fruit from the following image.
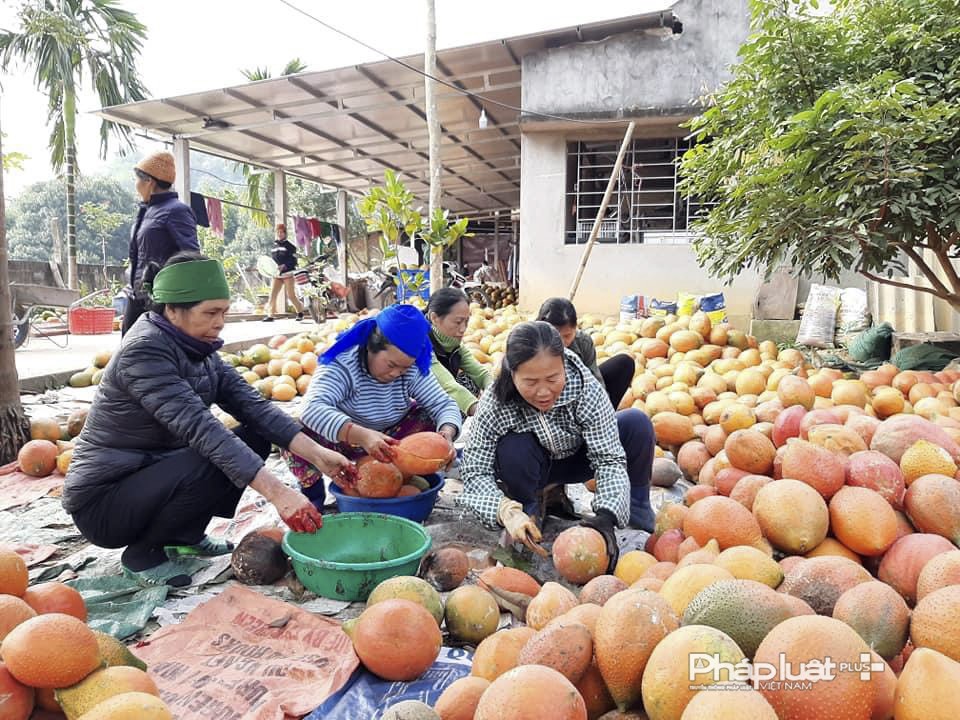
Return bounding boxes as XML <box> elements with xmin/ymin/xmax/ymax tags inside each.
<box><xmin>295</xmin><ymin>374</ymin><xmax>312</xmax><ymax>395</ymax></box>
<box><xmin>900</xmin><ymin>439</ymin><xmax>958</xmax><ymax>485</ymax></box>
<box><xmin>21</xmin><ymin>582</ymin><xmax>87</xmax><ymax>621</ymax></box>
<box><xmin>594</xmin><ymin>589</ymin><xmax>679</xmax><ymax>710</ymax></box>
<box><xmin>271</xmin><ymin>383</ymin><xmax>297</xmax><ymax>402</ymax></box>
<box><xmin>911</xmin><ymin>585</ymin><xmax>960</xmax><ymax>662</ymax></box>
<box><xmin>613</xmin><ymin>550</ymin><xmax>657</xmax><ymax>585</ymax></box>
<box><xmin>719</xmin><ymin>404</ymin><xmax>756</xmax><ymax>434</ymax></box>
<box><xmin>917</xmin><ymin>550</ymin><xmax>960</xmax><ymax>601</ymax></box>
<box><xmin>0</xmin><ymin>613</ymin><xmax>100</xmax><ymax>688</ymax></box>
<box><xmin>0</xmin><ymin>661</ymin><xmax>33</xmax><ymax>720</ymax></box>
<box><xmin>0</xmin><ymin>550</ymin><xmax>28</xmax><ymax>597</ymax></box>
<box><xmin>281</xmin><ymin>360</ymin><xmax>302</xmax><ymax>379</ymax></box>
<box><xmin>755</xmin><ymin>616</ymin><xmax>873</xmax><ymax>720</ymax></box>
<box><xmin>29</xmin><ymin>418</ymin><xmax>62</xmax><ymax>442</ymax></box>
<box><xmin>894</xmin><ymin>647</ymin><xmax>960</xmax><ymax>720</ymax></box>
<box><xmin>828</xmin><ymin>486</ymin><xmax>897</xmax><ymax>556</ymax></box>
<box><xmin>0</xmin><ymin>596</ymin><xmax>37</xmax><ymax>643</ymax></box>
<box><xmin>300</xmin><ymin>352</ymin><xmax>318</xmax><ymax>374</ymax></box>
<box><xmin>471</xmin><ymin>627</ymin><xmax>536</xmax><ymax>682</ymax></box>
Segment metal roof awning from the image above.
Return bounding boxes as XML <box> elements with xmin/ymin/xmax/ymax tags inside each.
<box><xmin>95</xmin><ymin>8</ymin><xmax>675</xmax><ymax>217</ymax></box>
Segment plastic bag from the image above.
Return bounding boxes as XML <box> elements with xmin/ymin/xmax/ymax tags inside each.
<box><xmin>306</xmin><ymin>646</ymin><xmax>473</xmax><ymax>720</ymax></box>
<box><xmin>892</xmin><ymin>343</ymin><xmax>960</xmax><ymax>371</ymax></box>
<box><xmin>649</xmin><ymin>298</ymin><xmax>678</xmax><ymax>316</ymax></box>
<box><xmin>700</xmin><ymin>292</ymin><xmax>728</xmax><ymax>324</ymax></box>
<box><xmin>676</xmin><ymin>292</ymin><xmax>699</xmax><ymax>317</ymax></box>
<box><xmin>620</xmin><ymin>295</ymin><xmax>640</xmax><ymax>324</ymax></box>
<box><xmin>797</xmin><ymin>284</ymin><xmax>841</xmax><ymax>348</ymax></box>
<box><xmin>848</xmin><ymin>322</ymin><xmax>893</xmax><ymax>363</ymax></box>
<box><xmin>837</xmin><ymin>288</ymin><xmax>871</xmax><ymax>345</ymax></box>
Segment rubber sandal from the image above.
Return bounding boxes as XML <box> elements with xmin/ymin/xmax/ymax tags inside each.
<box><xmin>123</xmin><ymin>562</ymin><xmax>192</xmax><ymax>588</ymax></box>
<box><xmin>164</xmin><ymin>535</ymin><xmax>234</xmax><ymax>558</ymax></box>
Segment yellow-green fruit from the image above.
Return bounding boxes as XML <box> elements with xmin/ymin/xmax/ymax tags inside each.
<box><xmin>444</xmin><ymin>585</ymin><xmax>500</xmax><ymax>644</ymax></box>
<box><xmin>69</xmin><ymin>371</ymin><xmax>94</xmax><ymax>388</ymax></box>
<box><xmin>366</xmin><ymin>576</ymin><xmax>443</xmax><ymax>626</ymax></box>
<box><xmin>93</xmin><ymin>630</ymin><xmax>147</xmax><ymax>671</ymax></box>
<box><xmin>75</xmin><ymin>691</ymin><xmax>171</xmax><ymax>720</ymax></box>
<box><xmin>57</xmin><ymin>667</ymin><xmax>158</xmax><ymax>719</ymax></box>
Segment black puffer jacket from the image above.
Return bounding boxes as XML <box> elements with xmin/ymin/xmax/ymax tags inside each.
<box><xmin>62</xmin><ymin>315</ymin><xmax>301</xmax><ymax>514</ymax></box>
<box><xmin>129</xmin><ymin>191</ymin><xmax>199</xmax><ymax>288</ymax></box>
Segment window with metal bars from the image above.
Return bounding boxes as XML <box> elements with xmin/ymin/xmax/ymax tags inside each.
<box><xmin>564</xmin><ymin>136</ymin><xmax>713</xmax><ymax>245</ymax></box>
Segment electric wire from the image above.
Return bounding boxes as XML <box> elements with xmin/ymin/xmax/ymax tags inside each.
<box><xmin>276</xmin><ymin>0</ymin><xmax>649</xmax><ymax>126</ymax></box>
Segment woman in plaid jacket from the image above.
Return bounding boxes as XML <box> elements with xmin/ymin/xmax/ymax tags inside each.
<box><xmin>457</xmin><ymin>321</ymin><xmax>655</xmax><ymax>564</ymax></box>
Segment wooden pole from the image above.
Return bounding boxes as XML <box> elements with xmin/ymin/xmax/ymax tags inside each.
<box><xmin>425</xmin><ymin>0</ymin><xmax>443</xmax><ymax>292</ymax></box>
<box><xmin>567</xmin><ymin>121</ymin><xmax>635</xmax><ymax>302</ymax></box>
<box><xmin>493</xmin><ymin>211</ymin><xmax>500</xmax><ymax>282</ymax></box>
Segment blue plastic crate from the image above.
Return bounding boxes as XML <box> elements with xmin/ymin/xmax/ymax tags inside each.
<box><xmin>396</xmin><ymin>269</ymin><xmax>430</xmax><ymax>302</ymax></box>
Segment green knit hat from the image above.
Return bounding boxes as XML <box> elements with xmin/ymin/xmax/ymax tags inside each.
<box><xmin>150</xmin><ymin>259</ymin><xmax>231</xmax><ymax>304</ymax></box>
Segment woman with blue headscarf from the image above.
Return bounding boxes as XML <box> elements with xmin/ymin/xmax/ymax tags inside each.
<box><xmin>283</xmin><ymin>304</ymin><xmax>462</xmax><ymax>507</ymax></box>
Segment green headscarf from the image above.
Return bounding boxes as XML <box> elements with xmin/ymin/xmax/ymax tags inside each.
<box><xmin>150</xmin><ymin>259</ymin><xmax>231</xmax><ymax>304</ymax></box>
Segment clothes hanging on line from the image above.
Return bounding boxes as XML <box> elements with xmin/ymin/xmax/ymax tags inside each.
<box><xmin>307</xmin><ymin>218</ymin><xmax>322</xmax><ymax>239</ymax></box>
<box><xmin>206</xmin><ymin>198</ymin><xmax>224</xmax><ymax>237</ymax></box>
<box><xmin>190</xmin><ymin>192</ymin><xmax>210</xmax><ymax>228</ymax></box>
<box><xmin>292</xmin><ymin>217</ymin><xmax>311</xmax><ymax>248</ymax></box>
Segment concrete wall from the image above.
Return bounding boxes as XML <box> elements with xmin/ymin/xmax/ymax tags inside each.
<box><xmin>522</xmin><ymin>0</ymin><xmax>750</xmax><ymax>120</ymax></box>
<box><xmin>8</xmin><ymin>261</ymin><xmax>125</xmax><ymax>290</ymax></box>
<box><xmin>518</xmin><ymin>1</ymin><xmax>759</xmax><ymax>327</ymax></box>
<box><xmin>518</xmin><ymin>132</ymin><xmax>762</xmax><ymax>327</ymax></box>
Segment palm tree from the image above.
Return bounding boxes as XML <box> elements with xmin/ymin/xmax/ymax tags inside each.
<box><xmin>236</xmin><ymin>59</ymin><xmax>308</xmax><ymax>226</ymax></box>
<box><xmin>0</xmin><ymin>0</ymin><xmax>148</xmax><ymax>289</ymax></box>
<box><xmin>240</xmin><ymin>58</ymin><xmax>308</xmax><ymax>81</ymax></box>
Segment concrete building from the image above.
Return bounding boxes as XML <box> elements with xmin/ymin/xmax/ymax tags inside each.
<box><xmin>518</xmin><ymin>0</ymin><xmax>758</xmax><ymax>324</ymax></box>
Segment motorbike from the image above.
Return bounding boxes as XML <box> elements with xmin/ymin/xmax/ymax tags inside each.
<box><xmin>444</xmin><ymin>262</ymin><xmax>492</xmax><ymax>307</ymax></box>
<box><xmin>294</xmin><ymin>255</ymin><xmax>350</xmax><ymax>323</ymax></box>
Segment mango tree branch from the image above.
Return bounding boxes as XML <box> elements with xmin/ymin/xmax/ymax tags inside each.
<box><xmin>934</xmin><ymin>245</ymin><xmax>960</xmax><ymax>294</ymax></box>
<box><xmin>899</xmin><ymin>244</ymin><xmax>951</xmax><ymax>296</ymax></box>
<box><xmin>859</xmin><ymin>269</ymin><xmax>960</xmax><ymax>311</ymax></box>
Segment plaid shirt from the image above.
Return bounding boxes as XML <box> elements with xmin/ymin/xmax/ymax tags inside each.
<box><xmin>456</xmin><ymin>350</ymin><xmax>630</xmax><ymax>527</ymax></box>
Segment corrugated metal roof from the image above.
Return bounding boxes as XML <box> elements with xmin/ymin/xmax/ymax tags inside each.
<box><xmin>95</xmin><ymin>8</ymin><xmax>676</xmax><ymax>217</ymax></box>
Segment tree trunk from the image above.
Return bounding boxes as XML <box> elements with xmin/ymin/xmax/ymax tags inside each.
<box><xmin>0</xmin><ymin>103</ymin><xmax>31</xmax><ymax>464</ymax></box>
<box><xmin>425</xmin><ymin>0</ymin><xmax>443</xmax><ymax>293</ymax></box>
<box><xmin>64</xmin><ymin>83</ymin><xmax>79</xmax><ymax>290</ymax></box>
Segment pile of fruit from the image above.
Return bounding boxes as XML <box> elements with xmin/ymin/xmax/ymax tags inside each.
<box><xmin>332</xmin><ymin>304</ymin><xmax>960</xmax><ymax>719</ymax></box>
<box><xmin>478</xmin><ymin>284</ymin><xmax>517</xmax><ymax>310</ymax></box>
<box><xmin>461</xmin><ymin>304</ymin><xmax>525</xmax><ymax>367</ymax></box>
<box><xmin>344</xmin><ymin>432</ymin><xmax>450</xmax><ymax>499</ymax></box>
<box><xmin>67</xmin><ymin>352</ymin><xmax>112</xmax><ymax>388</ymax></box>
<box><xmin>18</xmin><ymin>412</ymin><xmax>88</xmax><ymax>478</ymax></box>
<box><xmin>0</xmin><ymin>548</ymin><xmax>171</xmax><ymax>719</ymax></box>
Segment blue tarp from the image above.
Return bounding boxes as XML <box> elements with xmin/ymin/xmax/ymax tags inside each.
<box><xmin>306</xmin><ymin>646</ymin><xmax>473</xmax><ymax>720</ymax></box>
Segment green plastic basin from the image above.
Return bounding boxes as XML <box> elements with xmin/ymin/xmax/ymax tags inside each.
<box><xmin>282</xmin><ymin>512</ymin><xmax>432</xmax><ymax>602</ymax></box>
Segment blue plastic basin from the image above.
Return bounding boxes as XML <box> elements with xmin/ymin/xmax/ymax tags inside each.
<box><xmin>329</xmin><ymin>473</ymin><xmax>444</xmax><ymax>523</ymax></box>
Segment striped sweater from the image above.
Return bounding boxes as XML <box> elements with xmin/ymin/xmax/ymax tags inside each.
<box><xmin>300</xmin><ymin>346</ymin><xmax>462</xmax><ymax>442</ymax></box>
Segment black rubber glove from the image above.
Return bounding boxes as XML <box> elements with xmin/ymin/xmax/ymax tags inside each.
<box><xmin>580</xmin><ymin>508</ymin><xmax>620</xmax><ymax>572</ymax></box>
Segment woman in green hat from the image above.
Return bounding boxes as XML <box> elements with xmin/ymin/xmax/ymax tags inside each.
<box><xmin>63</xmin><ymin>252</ymin><xmax>356</xmax><ymax>588</ymax></box>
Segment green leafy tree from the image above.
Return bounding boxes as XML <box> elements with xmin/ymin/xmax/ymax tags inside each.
<box><xmin>1</xmin><ymin>134</ymin><xmax>27</xmax><ymax>171</ymax></box>
<box><xmin>358</xmin><ymin>170</ymin><xmax>470</xmax><ymax>302</ymax></box>
<box><xmin>7</xmin><ymin>176</ymin><xmax>134</xmax><ymax>265</ymax></box>
<box><xmin>0</xmin><ymin>0</ymin><xmax>148</xmax><ymax>289</ymax></box>
<box><xmin>680</xmin><ymin>0</ymin><xmax>960</xmax><ymax>311</ymax></box>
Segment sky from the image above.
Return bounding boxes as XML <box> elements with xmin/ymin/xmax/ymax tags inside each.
<box><xmin>0</xmin><ymin>0</ymin><xmax>671</xmax><ymax>196</ymax></box>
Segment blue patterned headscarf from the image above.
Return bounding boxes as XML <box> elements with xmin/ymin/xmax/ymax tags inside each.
<box><xmin>320</xmin><ymin>304</ymin><xmax>433</xmax><ymax>375</ymax></box>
